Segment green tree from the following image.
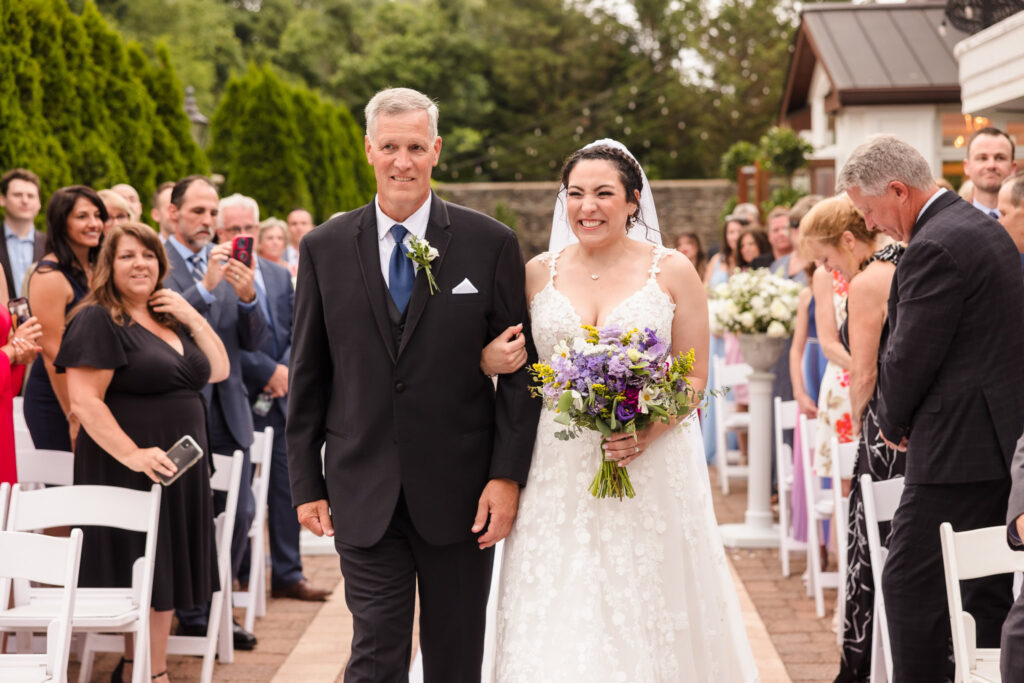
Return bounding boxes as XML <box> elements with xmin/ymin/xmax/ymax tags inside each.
<box><xmin>719</xmin><ymin>140</ymin><xmax>758</xmax><ymax>181</ymax></box>
<box><xmin>757</xmin><ymin>126</ymin><xmax>814</xmax><ymax>184</ymax></box>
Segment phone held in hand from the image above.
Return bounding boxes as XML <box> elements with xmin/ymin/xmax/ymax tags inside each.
<box><xmin>158</xmin><ymin>435</ymin><xmax>204</xmax><ymax>486</ymax></box>
<box><xmin>252</xmin><ymin>391</ymin><xmax>273</xmax><ymax>417</ymax></box>
<box><xmin>232</xmin><ymin>235</ymin><xmax>254</xmax><ymax>268</ymax></box>
<box><xmin>7</xmin><ymin>297</ymin><xmax>30</xmax><ymax>328</ymax></box>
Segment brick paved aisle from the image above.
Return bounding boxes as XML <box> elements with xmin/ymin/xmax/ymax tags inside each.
<box><xmin>73</xmin><ymin>465</ymin><xmax>840</xmax><ymax>681</ymax></box>
<box><xmin>710</xmin><ymin>468</ymin><xmax>842</xmax><ymax>682</ymax></box>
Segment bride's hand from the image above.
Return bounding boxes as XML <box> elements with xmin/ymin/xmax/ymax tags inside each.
<box><xmin>603</xmin><ymin>420</ymin><xmax>673</xmax><ymax>467</ymax></box>
<box><xmin>480</xmin><ymin>323</ymin><xmax>526</xmax><ymax>376</ymax></box>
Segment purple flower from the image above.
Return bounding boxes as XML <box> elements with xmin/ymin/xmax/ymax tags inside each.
<box><xmin>615</xmin><ymin>402</ymin><xmax>636</xmax><ymax>422</ymax></box>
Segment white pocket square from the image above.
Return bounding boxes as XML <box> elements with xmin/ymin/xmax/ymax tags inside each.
<box><xmin>452</xmin><ymin>278</ymin><xmax>478</xmax><ymax>295</ymax></box>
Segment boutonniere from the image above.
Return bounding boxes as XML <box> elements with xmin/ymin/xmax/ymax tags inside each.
<box><xmin>406</xmin><ymin>235</ymin><xmax>440</xmax><ymax>295</ymax></box>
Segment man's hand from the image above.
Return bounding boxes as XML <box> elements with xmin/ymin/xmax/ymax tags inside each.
<box><xmin>1015</xmin><ymin>514</ymin><xmax>1024</xmax><ymax>548</ymax></box>
<box><xmin>480</xmin><ymin>324</ymin><xmax>527</xmax><ymax>376</ymax></box>
<box><xmin>472</xmin><ymin>478</ymin><xmax>520</xmax><ymax>549</ymax></box>
<box><xmin>297</xmin><ymin>499</ymin><xmax>334</xmax><ymax>537</ymax></box>
<box><xmin>264</xmin><ymin>364</ymin><xmax>289</xmax><ymax>398</ymax></box>
<box><xmin>880</xmin><ymin>429</ymin><xmax>907</xmax><ymax>452</ymax></box>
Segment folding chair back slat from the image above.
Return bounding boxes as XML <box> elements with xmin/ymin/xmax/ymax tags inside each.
<box><xmin>713</xmin><ymin>356</ymin><xmax>752</xmax><ymax>495</ymax></box>
<box><xmin>774</xmin><ymin>398</ymin><xmax>803</xmax><ymax>577</ymax></box>
<box><xmin>15</xmin><ymin>448</ymin><xmax>74</xmax><ymax>488</ymax></box>
<box><xmin>7</xmin><ymin>484</ymin><xmax>156</xmax><ymax>533</ymax></box>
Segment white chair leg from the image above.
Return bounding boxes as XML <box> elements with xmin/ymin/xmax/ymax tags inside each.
<box><xmin>77</xmin><ymin>634</ymin><xmax>96</xmax><ymax>683</ymax></box>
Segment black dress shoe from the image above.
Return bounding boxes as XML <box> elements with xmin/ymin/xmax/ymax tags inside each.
<box><xmin>232</xmin><ymin>620</ymin><xmax>257</xmax><ymax>650</ymax></box>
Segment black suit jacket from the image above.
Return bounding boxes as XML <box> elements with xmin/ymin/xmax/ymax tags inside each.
<box><xmin>241</xmin><ymin>257</ymin><xmax>293</xmax><ymax>414</ymax></box>
<box><xmin>877</xmin><ymin>191</ymin><xmax>1024</xmax><ymax>485</ymax></box>
<box><xmin>287</xmin><ymin>192</ymin><xmax>540</xmax><ymax>547</ymax></box>
<box><xmin>163</xmin><ymin>241</ymin><xmax>268</xmax><ymax>449</ymax></box>
<box><xmin>0</xmin><ymin>227</ymin><xmax>46</xmax><ymax>297</ymax></box>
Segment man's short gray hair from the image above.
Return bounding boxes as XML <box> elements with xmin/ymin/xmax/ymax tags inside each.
<box><xmin>365</xmin><ymin>88</ymin><xmax>439</xmax><ymax>141</ymax></box>
<box><xmin>1005</xmin><ymin>169</ymin><xmax>1024</xmax><ymax>208</ymax></box>
<box><xmin>258</xmin><ymin>217</ymin><xmax>288</xmax><ymax>243</ymax></box>
<box><xmin>218</xmin><ymin>193</ymin><xmax>260</xmax><ymax>227</ymax></box>
<box><xmin>836</xmin><ymin>135</ymin><xmax>935</xmax><ymax>196</ymax></box>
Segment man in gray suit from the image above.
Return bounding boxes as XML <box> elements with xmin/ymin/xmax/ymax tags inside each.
<box><xmin>1001</xmin><ymin>434</ymin><xmax>1024</xmax><ymax>678</ymax></box>
<box><xmin>163</xmin><ymin>175</ymin><xmax>267</xmax><ymax>649</ymax></box>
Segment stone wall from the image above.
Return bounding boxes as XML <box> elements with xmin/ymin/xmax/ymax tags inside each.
<box><xmin>436</xmin><ymin>179</ymin><xmax>734</xmax><ymax>261</ymax></box>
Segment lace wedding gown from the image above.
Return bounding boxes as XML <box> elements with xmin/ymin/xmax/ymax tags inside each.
<box><xmin>489</xmin><ymin>246</ymin><xmax>759</xmax><ymax>682</ymax></box>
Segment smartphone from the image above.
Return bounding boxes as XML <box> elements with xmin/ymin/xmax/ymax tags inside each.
<box><xmin>7</xmin><ymin>297</ymin><xmax>30</xmax><ymax>329</ymax></box>
<box><xmin>157</xmin><ymin>435</ymin><xmax>204</xmax><ymax>486</ymax></box>
<box><xmin>231</xmin><ymin>235</ymin><xmax>254</xmax><ymax>268</ymax></box>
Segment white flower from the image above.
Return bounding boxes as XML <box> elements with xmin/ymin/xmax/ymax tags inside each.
<box><xmin>738</xmin><ymin>311</ymin><xmax>755</xmax><ymax>330</ymax></box>
<box><xmin>570</xmin><ymin>390</ymin><xmax>583</xmax><ymax>411</ymax></box>
<box><xmin>766</xmin><ymin>320</ymin><xmax>788</xmax><ymax>338</ymax></box>
<box><xmin>553</xmin><ymin>340</ymin><xmax>571</xmax><ymax>358</ymax></box>
<box><xmin>769</xmin><ymin>299</ymin><xmax>791</xmax><ymax>321</ymax></box>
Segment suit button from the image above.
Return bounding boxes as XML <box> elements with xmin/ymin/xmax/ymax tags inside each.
<box><xmin>394</xmin><ymin>382</ymin><xmax>404</xmax><ymax>393</ymax></box>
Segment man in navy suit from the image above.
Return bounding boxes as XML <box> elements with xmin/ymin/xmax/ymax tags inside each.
<box><xmin>218</xmin><ymin>194</ymin><xmax>332</xmax><ymax>602</ymax></box>
<box><xmin>840</xmin><ymin>135</ymin><xmax>1024</xmax><ymax>682</ymax></box>
<box><xmin>163</xmin><ymin>176</ymin><xmax>267</xmax><ymax>650</ymax></box>
<box><xmin>0</xmin><ymin>168</ymin><xmax>47</xmax><ymax>298</ymax></box>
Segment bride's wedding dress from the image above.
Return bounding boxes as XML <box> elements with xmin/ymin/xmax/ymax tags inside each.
<box><xmin>490</xmin><ymin>245</ymin><xmax>760</xmax><ymax>682</ymax></box>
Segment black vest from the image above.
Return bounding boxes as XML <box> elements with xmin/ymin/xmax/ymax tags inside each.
<box><xmin>385</xmin><ymin>288</ymin><xmax>408</xmax><ymax>354</ymax></box>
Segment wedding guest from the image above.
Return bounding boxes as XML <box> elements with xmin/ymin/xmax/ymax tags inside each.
<box><xmin>150</xmin><ymin>182</ymin><xmax>175</xmax><ymax>243</ymax></box>
<box><xmin>1001</xmin><ymin>436</ymin><xmax>1024</xmax><ymax>679</ymax></box>
<box><xmin>0</xmin><ymin>262</ymin><xmax>42</xmax><ymax>485</ymax></box>
<box><xmin>0</xmin><ymin>168</ymin><xmax>47</xmax><ymax>298</ymax></box>
<box><xmin>284</xmin><ymin>208</ymin><xmax>314</xmax><ymax>274</ymax></box>
<box><xmin>256</xmin><ymin>218</ymin><xmax>289</xmax><ymax>269</ymax></box>
<box><xmin>732</xmin><ymin>201</ymin><xmax>762</xmax><ymax>229</ymax></box>
<box><xmin>997</xmin><ymin>170</ymin><xmax>1024</xmax><ymax>267</ymax></box>
<box><xmin>840</xmin><ymin>135</ymin><xmax>1024</xmax><ymax>682</ymax></box>
<box><xmin>737</xmin><ymin>227</ymin><xmax>770</xmax><ymax>269</ymax></box>
<box><xmin>98</xmin><ymin>189</ymin><xmax>133</xmax><ymax>235</ymax></box>
<box><xmin>111</xmin><ymin>183</ymin><xmax>143</xmax><ymax>222</ymax></box>
<box><xmin>59</xmin><ymin>223</ymin><xmax>227</xmax><ymax>683</ymax></box>
<box><xmin>801</xmin><ymin>195</ymin><xmax>905</xmax><ymax>681</ymax></box>
<box><xmin>963</xmin><ymin>127</ymin><xmax>1016</xmax><ymax>218</ymax></box>
<box><xmin>675</xmin><ymin>231</ymin><xmax>706</xmax><ymax>278</ymax></box>
<box><xmin>24</xmin><ymin>186</ymin><xmax>104</xmax><ymax>451</ymax></box>
<box><xmin>702</xmin><ymin>215</ymin><xmax>743</xmax><ymax>464</ymax></box>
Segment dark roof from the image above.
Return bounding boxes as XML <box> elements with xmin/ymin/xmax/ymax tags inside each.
<box><xmin>780</xmin><ymin>2</ymin><xmax>970</xmax><ymax>125</ymax></box>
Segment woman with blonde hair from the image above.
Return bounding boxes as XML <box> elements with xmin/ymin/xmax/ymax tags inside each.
<box><xmin>801</xmin><ymin>195</ymin><xmax>905</xmax><ymax>682</ymax></box>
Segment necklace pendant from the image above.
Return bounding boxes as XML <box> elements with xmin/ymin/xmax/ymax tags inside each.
<box><xmin>591</xmin><ymin>273</ymin><xmax>599</xmax><ymax>280</ymax></box>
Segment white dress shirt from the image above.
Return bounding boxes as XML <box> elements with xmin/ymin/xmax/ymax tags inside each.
<box><xmin>375</xmin><ymin>194</ymin><xmax>432</xmax><ymax>288</ymax></box>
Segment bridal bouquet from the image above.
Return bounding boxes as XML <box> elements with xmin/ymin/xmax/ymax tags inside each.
<box><xmin>708</xmin><ymin>268</ymin><xmax>803</xmax><ymax>337</ymax></box>
<box><xmin>529</xmin><ymin>325</ymin><xmax>700</xmax><ymax>500</ymax></box>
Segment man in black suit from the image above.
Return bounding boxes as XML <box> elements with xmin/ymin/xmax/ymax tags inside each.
<box><xmin>0</xmin><ymin>168</ymin><xmax>47</xmax><ymax>298</ymax></box>
<box><xmin>216</xmin><ymin>194</ymin><xmax>332</xmax><ymax>602</ymax></box>
<box><xmin>1000</xmin><ymin>435</ymin><xmax>1024</xmax><ymax>678</ymax></box>
<box><xmin>839</xmin><ymin>135</ymin><xmax>1024</xmax><ymax>682</ymax></box>
<box><xmin>163</xmin><ymin>175</ymin><xmax>267</xmax><ymax>650</ymax></box>
<box><xmin>287</xmin><ymin>87</ymin><xmax>539</xmax><ymax>682</ymax></box>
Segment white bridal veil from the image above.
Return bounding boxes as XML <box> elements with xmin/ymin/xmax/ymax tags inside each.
<box><xmin>548</xmin><ymin>138</ymin><xmax>664</xmax><ymax>253</ymax></box>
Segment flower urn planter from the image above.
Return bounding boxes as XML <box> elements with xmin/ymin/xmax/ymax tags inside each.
<box><xmin>737</xmin><ymin>333</ymin><xmax>787</xmax><ymax>372</ymax></box>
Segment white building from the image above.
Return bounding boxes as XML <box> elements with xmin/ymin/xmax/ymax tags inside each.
<box><xmin>779</xmin><ymin>1</ymin><xmax>1024</xmax><ymax>196</ymax></box>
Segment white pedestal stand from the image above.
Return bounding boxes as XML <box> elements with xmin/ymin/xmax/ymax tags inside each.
<box><xmin>719</xmin><ymin>334</ymin><xmax>785</xmax><ymax>548</ymax></box>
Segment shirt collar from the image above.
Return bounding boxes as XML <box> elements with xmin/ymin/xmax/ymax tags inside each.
<box><xmin>168</xmin><ymin>235</ymin><xmax>207</xmax><ymax>264</ymax></box>
<box><xmin>3</xmin><ymin>222</ymin><xmax>34</xmax><ymax>242</ymax></box>
<box><xmin>375</xmin><ymin>193</ymin><xmax>432</xmax><ymax>243</ymax></box>
<box><xmin>916</xmin><ymin>187</ymin><xmax>947</xmax><ymax>225</ymax></box>
<box><xmin>973</xmin><ymin>197</ymin><xmax>998</xmax><ymax>215</ymax></box>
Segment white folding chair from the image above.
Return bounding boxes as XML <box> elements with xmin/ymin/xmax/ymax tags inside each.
<box><xmin>0</xmin><ymin>484</ymin><xmax>160</xmax><ymax>683</ymax></box>
<box><xmin>0</xmin><ymin>482</ymin><xmax>9</xmax><ymax>531</ymax></box>
<box><xmin>774</xmin><ymin>398</ymin><xmax>804</xmax><ymax>577</ymax></box>
<box><xmin>15</xmin><ymin>449</ymin><xmax>74</xmax><ymax>489</ymax></box>
<box><xmin>712</xmin><ymin>356</ymin><xmax>752</xmax><ymax>495</ymax></box>
<box><xmin>0</xmin><ymin>528</ymin><xmax>82</xmax><ymax>683</ymax></box>
<box><xmin>164</xmin><ymin>450</ymin><xmax>244</xmax><ymax>683</ymax></box>
<box><xmin>861</xmin><ymin>473</ymin><xmax>905</xmax><ymax>683</ymax></box>
<box><xmin>830</xmin><ymin>437</ymin><xmax>858</xmax><ymax>644</ymax></box>
<box><xmin>940</xmin><ymin>523</ymin><xmax>1020</xmax><ymax>682</ymax></box>
<box><xmin>234</xmin><ymin>428</ymin><xmax>272</xmax><ymax>633</ymax></box>
<box><xmin>12</xmin><ymin>396</ymin><xmax>27</xmax><ymax>436</ymax></box>
<box><xmin>798</xmin><ymin>415</ymin><xmax>838</xmax><ymax>616</ymax></box>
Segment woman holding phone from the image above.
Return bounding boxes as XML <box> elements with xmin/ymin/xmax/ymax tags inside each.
<box><xmin>0</xmin><ymin>264</ymin><xmax>43</xmax><ymax>484</ymax></box>
<box><xmin>56</xmin><ymin>223</ymin><xmax>228</xmax><ymax>683</ymax></box>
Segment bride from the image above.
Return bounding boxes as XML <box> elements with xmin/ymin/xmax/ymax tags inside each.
<box><xmin>482</xmin><ymin>140</ymin><xmax>759</xmax><ymax>682</ymax></box>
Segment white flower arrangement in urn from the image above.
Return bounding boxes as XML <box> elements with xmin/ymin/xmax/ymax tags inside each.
<box><xmin>709</xmin><ymin>268</ymin><xmax>803</xmax><ymax>337</ymax></box>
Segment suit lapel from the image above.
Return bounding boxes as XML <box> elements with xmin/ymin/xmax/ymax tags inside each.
<box><xmin>398</xmin><ymin>194</ymin><xmax>451</xmax><ymax>359</ymax></box>
<box><xmin>354</xmin><ymin>208</ymin><xmax>398</xmax><ymax>365</ymax></box>
<box><xmin>164</xmin><ymin>243</ymin><xmax>196</xmax><ymax>293</ymax></box>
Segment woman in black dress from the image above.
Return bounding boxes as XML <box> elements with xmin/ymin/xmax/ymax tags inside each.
<box><xmin>57</xmin><ymin>223</ymin><xmax>229</xmax><ymax>683</ymax></box>
<box><xmin>24</xmin><ymin>186</ymin><xmax>105</xmax><ymax>450</ymax></box>
<box><xmin>801</xmin><ymin>196</ymin><xmax>905</xmax><ymax>682</ymax></box>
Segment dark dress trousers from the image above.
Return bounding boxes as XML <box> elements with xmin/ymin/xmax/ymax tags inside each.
<box><xmin>240</xmin><ymin>257</ymin><xmax>304</xmax><ymax>589</ymax></box>
<box><xmin>0</xmin><ymin>227</ymin><xmax>46</xmax><ymax>297</ymax></box>
<box><xmin>878</xmin><ymin>192</ymin><xmax>1024</xmax><ymax>682</ymax></box>
<box><xmin>164</xmin><ymin>242</ymin><xmax>268</xmax><ymax>626</ymax></box>
<box><xmin>1000</xmin><ymin>433</ymin><xmax>1024</xmax><ymax>680</ymax></box>
<box><xmin>287</xmin><ymin>193</ymin><xmax>539</xmax><ymax>682</ymax></box>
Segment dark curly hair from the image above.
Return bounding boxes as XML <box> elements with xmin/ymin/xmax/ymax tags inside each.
<box><xmin>559</xmin><ymin>144</ymin><xmax>646</xmax><ymax>228</ymax></box>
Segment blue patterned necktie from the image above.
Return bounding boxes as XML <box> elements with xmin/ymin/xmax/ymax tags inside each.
<box><xmin>187</xmin><ymin>253</ymin><xmax>205</xmax><ymax>281</ymax></box>
<box><xmin>388</xmin><ymin>224</ymin><xmax>415</xmax><ymax>313</ymax></box>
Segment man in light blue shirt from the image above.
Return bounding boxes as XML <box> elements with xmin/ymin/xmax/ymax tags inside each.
<box><xmin>0</xmin><ymin>168</ymin><xmax>46</xmax><ymax>298</ymax></box>
<box><xmin>964</xmin><ymin>127</ymin><xmax>1016</xmax><ymax>219</ymax></box>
